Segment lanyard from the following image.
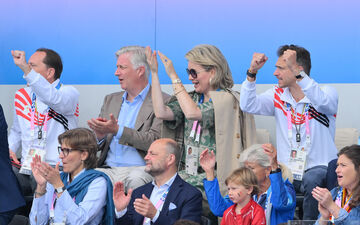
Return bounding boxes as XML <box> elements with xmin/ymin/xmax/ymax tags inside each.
<box><xmin>30</xmin><ymin>83</ymin><xmax>61</xmax><ymax>141</ymax></box>
<box><xmin>330</xmin><ymin>187</ymin><xmax>353</xmax><ymax>222</ymax></box>
<box><xmin>49</xmin><ymin>191</ymin><xmax>73</xmax><ymax>224</ymax></box>
<box><xmin>286</xmin><ymin>103</ymin><xmax>310</xmax><ymax>148</ymax></box>
<box><xmin>143</xmin><ymin>186</ymin><xmax>171</xmax><ymax>224</ymax></box>
<box><xmin>189</xmin><ymin>93</ymin><xmax>214</xmax><ymax>142</ymax></box>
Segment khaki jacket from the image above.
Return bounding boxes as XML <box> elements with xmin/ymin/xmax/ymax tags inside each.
<box><xmin>162</xmin><ymin>90</ymin><xmax>257</xmax><ymax>194</ymax></box>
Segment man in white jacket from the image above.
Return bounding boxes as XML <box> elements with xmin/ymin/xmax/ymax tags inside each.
<box><xmin>240</xmin><ymin>45</ymin><xmax>338</xmax><ymax>220</ymax></box>
<box><xmin>9</xmin><ymin>48</ymin><xmax>79</xmax><ymax>196</ymax></box>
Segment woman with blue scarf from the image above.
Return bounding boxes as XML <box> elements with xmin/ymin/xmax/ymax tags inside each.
<box><xmin>29</xmin><ymin>128</ymin><xmax>114</xmax><ymax>225</ymax></box>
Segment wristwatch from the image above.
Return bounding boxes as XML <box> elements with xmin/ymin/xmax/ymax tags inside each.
<box><xmin>55</xmin><ymin>186</ymin><xmax>66</xmax><ymax>194</ymax></box>
<box><xmin>295</xmin><ymin>71</ymin><xmax>307</xmax><ymax>79</ymax></box>
<box><xmin>247</xmin><ymin>69</ymin><xmax>257</xmax><ymax>78</ymax></box>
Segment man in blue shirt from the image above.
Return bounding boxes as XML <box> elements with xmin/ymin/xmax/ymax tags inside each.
<box><xmin>88</xmin><ymin>46</ymin><xmax>169</xmax><ymax>190</ymax></box>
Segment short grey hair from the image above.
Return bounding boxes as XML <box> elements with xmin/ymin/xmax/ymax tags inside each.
<box><xmin>115</xmin><ymin>46</ymin><xmax>150</xmax><ymax>78</ymax></box>
<box><xmin>239</xmin><ymin>144</ymin><xmax>271</xmax><ymax>168</ymax></box>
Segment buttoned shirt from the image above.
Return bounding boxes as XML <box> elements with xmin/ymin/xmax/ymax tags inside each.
<box><xmin>105</xmin><ymin>84</ymin><xmax>150</xmax><ymax>167</ymax></box>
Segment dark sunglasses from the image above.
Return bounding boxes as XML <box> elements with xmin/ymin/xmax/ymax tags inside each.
<box><xmin>58</xmin><ymin>147</ymin><xmax>84</xmax><ymax>157</ymax></box>
<box><xmin>186</xmin><ymin>68</ymin><xmax>206</xmax><ymax>79</ymax></box>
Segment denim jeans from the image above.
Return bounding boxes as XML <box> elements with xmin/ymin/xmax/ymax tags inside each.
<box><xmin>293</xmin><ymin>165</ymin><xmax>327</xmax><ymax>220</ymax></box>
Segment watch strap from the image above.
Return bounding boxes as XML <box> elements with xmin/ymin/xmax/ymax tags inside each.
<box><xmin>247</xmin><ymin>69</ymin><xmax>257</xmax><ymax>78</ymax></box>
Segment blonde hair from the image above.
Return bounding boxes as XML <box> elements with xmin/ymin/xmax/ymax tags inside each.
<box><xmin>185</xmin><ymin>44</ymin><xmax>233</xmax><ymax>90</ymax></box>
<box><xmin>225</xmin><ymin>167</ymin><xmax>259</xmax><ymax>196</ymax></box>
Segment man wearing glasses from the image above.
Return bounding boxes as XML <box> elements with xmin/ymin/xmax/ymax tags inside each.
<box><xmin>8</xmin><ymin>48</ymin><xmax>79</xmax><ymax>197</ymax></box>
<box><xmin>88</xmin><ymin>46</ymin><xmax>169</xmax><ymax>190</ymax></box>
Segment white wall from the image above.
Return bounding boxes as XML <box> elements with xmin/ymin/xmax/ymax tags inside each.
<box><xmin>2</xmin><ymin>83</ymin><xmax>360</xmax><ymax>145</ymax></box>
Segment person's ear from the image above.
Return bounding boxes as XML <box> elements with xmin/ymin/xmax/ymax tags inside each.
<box><xmin>81</xmin><ymin>151</ymin><xmax>89</xmax><ymax>162</ymax></box>
<box><xmin>46</xmin><ymin>67</ymin><xmax>56</xmax><ymax>82</ymax></box>
<box><xmin>247</xmin><ymin>186</ymin><xmax>254</xmax><ymax>195</ymax></box>
<box><xmin>167</xmin><ymin>154</ymin><xmax>176</xmax><ymax>166</ymax></box>
<box><xmin>137</xmin><ymin>65</ymin><xmax>146</xmax><ymax>78</ymax></box>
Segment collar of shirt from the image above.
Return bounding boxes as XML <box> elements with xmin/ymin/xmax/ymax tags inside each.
<box><xmin>280</xmin><ymin>87</ymin><xmax>311</xmax><ymax>105</ymax></box>
<box><xmin>66</xmin><ymin>168</ymin><xmax>86</xmax><ymax>183</ymax></box>
<box><xmin>151</xmin><ymin>172</ymin><xmax>177</xmax><ymax>189</ymax></box>
<box><xmin>122</xmin><ymin>83</ymin><xmax>150</xmax><ymax>103</ymax></box>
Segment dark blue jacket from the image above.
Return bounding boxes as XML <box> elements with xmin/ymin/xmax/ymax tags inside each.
<box><xmin>0</xmin><ymin>104</ymin><xmax>25</xmax><ymax>213</ymax></box>
<box><xmin>116</xmin><ymin>174</ymin><xmax>202</xmax><ymax>225</ymax></box>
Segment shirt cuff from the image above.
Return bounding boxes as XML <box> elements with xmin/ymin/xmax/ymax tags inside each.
<box><xmin>115</xmin><ymin>208</ymin><xmax>127</xmax><ymax>218</ymax></box>
<box><xmin>23</xmin><ymin>69</ymin><xmax>40</xmax><ymax>85</ymax></box>
<box><xmin>115</xmin><ymin>125</ymin><xmax>124</xmax><ymax>139</ymax></box>
<box><xmin>296</xmin><ymin>73</ymin><xmax>311</xmax><ymax>88</ymax></box>
<box><xmin>242</xmin><ymin>78</ymin><xmax>256</xmax><ymax>88</ymax></box>
<box><xmin>151</xmin><ymin>210</ymin><xmax>160</xmax><ymax>223</ymax></box>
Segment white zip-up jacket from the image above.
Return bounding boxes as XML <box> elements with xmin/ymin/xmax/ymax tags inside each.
<box><xmin>240</xmin><ymin>75</ymin><xmax>338</xmax><ymax>170</ymax></box>
<box><xmin>8</xmin><ymin>70</ymin><xmax>79</xmax><ymax>166</ymax></box>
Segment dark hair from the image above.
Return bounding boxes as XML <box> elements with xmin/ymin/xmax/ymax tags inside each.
<box><xmin>58</xmin><ymin>128</ymin><xmax>98</xmax><ymax>169</ymax></box>
<box><xmin>225</xmin><ymin>167</ymin><xmax>259</xmax><ymax>196</ymax></box>
<box><xmin>36</xmin><ymin>48</ymin><xmax>63</xmax><ymax>80</ymax></box>
<box><xmin>277</xmin><ymin>44</ymin><xmax>311</xmax><ymax>76</ymax></box>
<box><xmin>338</xmin><ymin>145</ymin><xmax>360</xmax><ymax>208</ymax></box>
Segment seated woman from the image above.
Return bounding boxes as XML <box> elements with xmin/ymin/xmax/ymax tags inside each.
<box><xmin>146</xmin><ymin>44</ymin><xmax>256</xmax><ymax>192</ymax></box>
<box><xmin>312</xmin><ymin>144</ymin><xmax>360</xmax><ymax>224</ymax></box>
<box><xmin>29</xmin><ymin>128</ymin><xmax>114</xmax><ymax>225</ymax></box>
<box><xmin>200</xmin><ymin>144</ymin><xmax>296</xmax><ymax>225</ymax></box>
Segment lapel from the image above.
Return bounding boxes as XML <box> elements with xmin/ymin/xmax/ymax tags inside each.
<box><xmin>105</xmin><ymin>92</ymin><xmax>124</xmax><ymax>142</ymax></box>
<box><xmin>134</xmin><ymin>86</ymin><xmax>153</xmax><ymax>131</ymax></box>
<box><xmin>158</xmin><ymin>174</ymin><xmax>183</xmax><ymax>217</ymax></box>
<box><xmin>134</xmin><ymin>183</ymin><xmax>155</xmax><ymax>225</ymax></box>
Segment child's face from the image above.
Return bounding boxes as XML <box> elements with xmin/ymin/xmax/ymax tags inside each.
<box><xmin>227</xmin><ymin>182</ymin><xmax>252</xmax><ymax>204</ymax></box>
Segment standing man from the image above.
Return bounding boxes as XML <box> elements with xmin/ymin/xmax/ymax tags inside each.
<box><xmin>9</xmin><ymin>48</ymin><xmax>79</xmax><ymax>196</ymax></box>
<box><xmin>0</xmin><ymin>104</ymin><xmax>25</xmax><ymax>224</ymax></box>
<box><xmin>113</xmin><ymin>138</ymin><xmax>202</xmax><ymax>225</ymax></box>
<box><xmin>240</xmin><ymin>45</ymin><xmax>338</xmax><ymax>220</ymax></box>
<box><xmin>88</xmin><ymin>46</ymin><xmax>169</xmax><ymax>190</ymax></box>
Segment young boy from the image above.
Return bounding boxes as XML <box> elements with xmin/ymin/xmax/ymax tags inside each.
<box><xmin>221</xmin><ymin>167</ymin><xmax>266</xmax><ymax>225</ymax></box>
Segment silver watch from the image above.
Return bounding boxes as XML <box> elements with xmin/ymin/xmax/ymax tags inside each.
<box><xmin>55</xmin><ymin>186</ymin><xmax>66</xmax><ymax>194</ymax></box>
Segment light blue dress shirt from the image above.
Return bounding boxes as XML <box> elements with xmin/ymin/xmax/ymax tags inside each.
<box><xmin>105</xmin><ymin>84</ymin><xmax>150</xmax><ymax>167</ymax></box>
<box><xmin>29</xmin><ymin>169</ymin><xmax>107</xmax><ymax>225</ymax></box>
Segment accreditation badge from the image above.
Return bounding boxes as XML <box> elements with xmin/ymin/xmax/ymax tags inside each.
<box><xmin>185</xmin><ymin>145</ymin><xmax>199</xmax><ymax>176</ymax></box>
<box><xmin>19</xmin><ymin>144</ymin><xmax>46</xmax><ymax>175</ymax></box>
<box><xmin>288</xmin><ymin>146</ymin><xmax>307</xmax><ymax>181</ymax></box>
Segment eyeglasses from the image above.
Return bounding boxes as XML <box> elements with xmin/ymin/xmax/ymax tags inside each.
<box><xmin>186</xmin><ymin>68</ymin><xmax>206</xmax><ymax>79</ymax></box>
<box><xmin>58</xmin><ymin>147</ymin><xmax>84</xmax><ymax>157</ymax></box>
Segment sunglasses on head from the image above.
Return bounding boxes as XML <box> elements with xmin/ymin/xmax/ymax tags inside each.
<box><xmin>186</xmin><ymin>68</ymin><xmax>206</xmax><ymax>79</ymax></box>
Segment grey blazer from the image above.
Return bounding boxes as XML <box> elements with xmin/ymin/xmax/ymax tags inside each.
<box><xmin>97</xmin><ymin>86</ymin><xmax>170</xmax><ymax>166</ymax></box>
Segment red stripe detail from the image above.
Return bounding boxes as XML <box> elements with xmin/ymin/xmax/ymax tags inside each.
<box><xmin>15</xmin><ymin>102</ymin><xmax>25</xmax><ymax>111</ymax></box>
<box><xmin>18</xmin><ymin>88</ymin><xmax>32</xmax><ymax>105</ymax></box>
<box><xmin>16</xmin><ymin>110</ymin><xmax>31</xmax><ymax>122</ymax></box>
<box><xmin>15</xmin><ymin>93</ymin><xmax>28</xmax><ymax>106</ymax></box>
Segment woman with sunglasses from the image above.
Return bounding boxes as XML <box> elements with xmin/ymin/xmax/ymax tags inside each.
<box><xmin>146</xmin><ymin>45</ymin><xmax>256</xmax><ymax>193</ymax></box>
<box><xmin>312</xmin><ymin>145</ymin><xmax>360</xmax><ymax>225</ymax></box>
<box><xmin>29</xmin><ymin>128</ymin><xmax>114</xmax><ymax>225</ymax></box>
